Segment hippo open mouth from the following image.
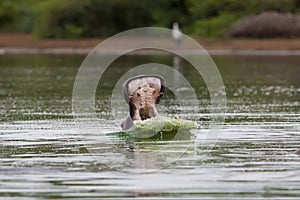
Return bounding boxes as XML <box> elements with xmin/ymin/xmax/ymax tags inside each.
<box><xmin>121</xmin><ymin>75</ymin><xmax>165</xmax><ymax>130</ymax></box>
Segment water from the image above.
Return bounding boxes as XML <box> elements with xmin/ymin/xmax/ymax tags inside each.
<box><xmin>0</xmin><ymin>54</ymin><xmax>299</xmax><ymax>199</ymax></box>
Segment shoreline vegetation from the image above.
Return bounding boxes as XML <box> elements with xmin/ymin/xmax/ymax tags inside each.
<box><xmin>1</xmin><ymin>1</ymin><xmax>300</xmax><ymax>39</ymax></box>
<box><xmin>1</xmin><ymin>1</ymin><xmax>300</xmax><ymax>55</ymax></box>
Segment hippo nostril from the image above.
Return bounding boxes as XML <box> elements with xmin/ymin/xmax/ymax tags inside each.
<box><xmin>137</xmin><ymin>93</ymin><xmax>140</xmax><ymax>96</ymax></box>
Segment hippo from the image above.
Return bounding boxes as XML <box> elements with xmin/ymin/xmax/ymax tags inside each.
<box><xmin>296</xmin><ymin>149</ymin><xmax>300</xmax><ymax>155</ymax></box>
<box><xmin>121</xmin><ymin>75</ymin><xmax>165</xmax><ymax>130</ymax></box>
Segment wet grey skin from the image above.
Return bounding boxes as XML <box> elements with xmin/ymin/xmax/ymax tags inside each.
<box><xmin>121</xmin><ymin>75</ymin><xmax>165</xmax><ymax>130</ymax></box>
<box><xmin>296</xmin><ymin>149</ymin><xmax>300</xmax><ymax>155</ymax></box>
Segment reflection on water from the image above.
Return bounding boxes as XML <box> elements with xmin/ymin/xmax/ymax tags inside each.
<box><xmin>0</xmin><ymin>54</ymin><xmax>299</xmax><ymax>198</ymax></box>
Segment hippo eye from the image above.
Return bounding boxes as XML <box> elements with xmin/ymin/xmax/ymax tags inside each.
<box><xmin>149</xmin><ymin>84</ymin><xmax>153</xmax><ymax>88</ymax></box>
<box><xmin>137</xmin><ymin>93</ymin><xmax>140</xmax><ymax>96</ymax></box>
<box><xmin>138</xmin><ymin>86</ymin><xmax>141</xmax><ymax>89</ymax></box>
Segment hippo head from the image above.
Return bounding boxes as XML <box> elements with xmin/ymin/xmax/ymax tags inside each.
<box><xmin>121</xmin><ymin>75</ymin><xmax>165</xmax><ymax>130</ymax></box>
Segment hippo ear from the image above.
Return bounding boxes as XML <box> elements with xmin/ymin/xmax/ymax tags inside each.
<box><xmin>155</xmin><ymin>80</ymin><xmax>165</xmax><ymax>104</ymax></box>
<box><xmin>122</xmin><ymin>75</ymin><xmax>165</xmax><ymax>104</ymax></box>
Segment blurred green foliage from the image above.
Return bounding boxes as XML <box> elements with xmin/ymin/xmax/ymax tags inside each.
<box><xmin>0</xmin><ymin>0</ymin><xmax>38</xmax><ymax>32</ymax></box>
<box><xmin>0</xmin><ymin>0</ymin><xmax>299</xmax><ymax>38</ymax></box>
<box><xmin>186</xmin><ymin>0</ymin><xmax>300</xmax><ymax>37</ymax></box>
<box><xmin>34</xmin><ymin>0</ymin><xmax>155</xmax><ymax>38</ymax></box>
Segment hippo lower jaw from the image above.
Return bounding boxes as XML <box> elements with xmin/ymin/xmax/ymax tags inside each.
<box><xmin>133</xmin><ymin>105</ymin><xmax>159</xmax><ymax>121</ymax></box>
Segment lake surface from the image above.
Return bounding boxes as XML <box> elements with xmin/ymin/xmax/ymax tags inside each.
<box><xmin>0</xmin><ymin>54</ymin><xmax>299</xmax><ymax>199</ymax></box>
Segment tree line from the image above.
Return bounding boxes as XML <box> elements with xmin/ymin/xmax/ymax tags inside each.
<box><xmin>0</xmin><ymin>0</ymin><xmax>299</xmax><ymax>38</ymax></box>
